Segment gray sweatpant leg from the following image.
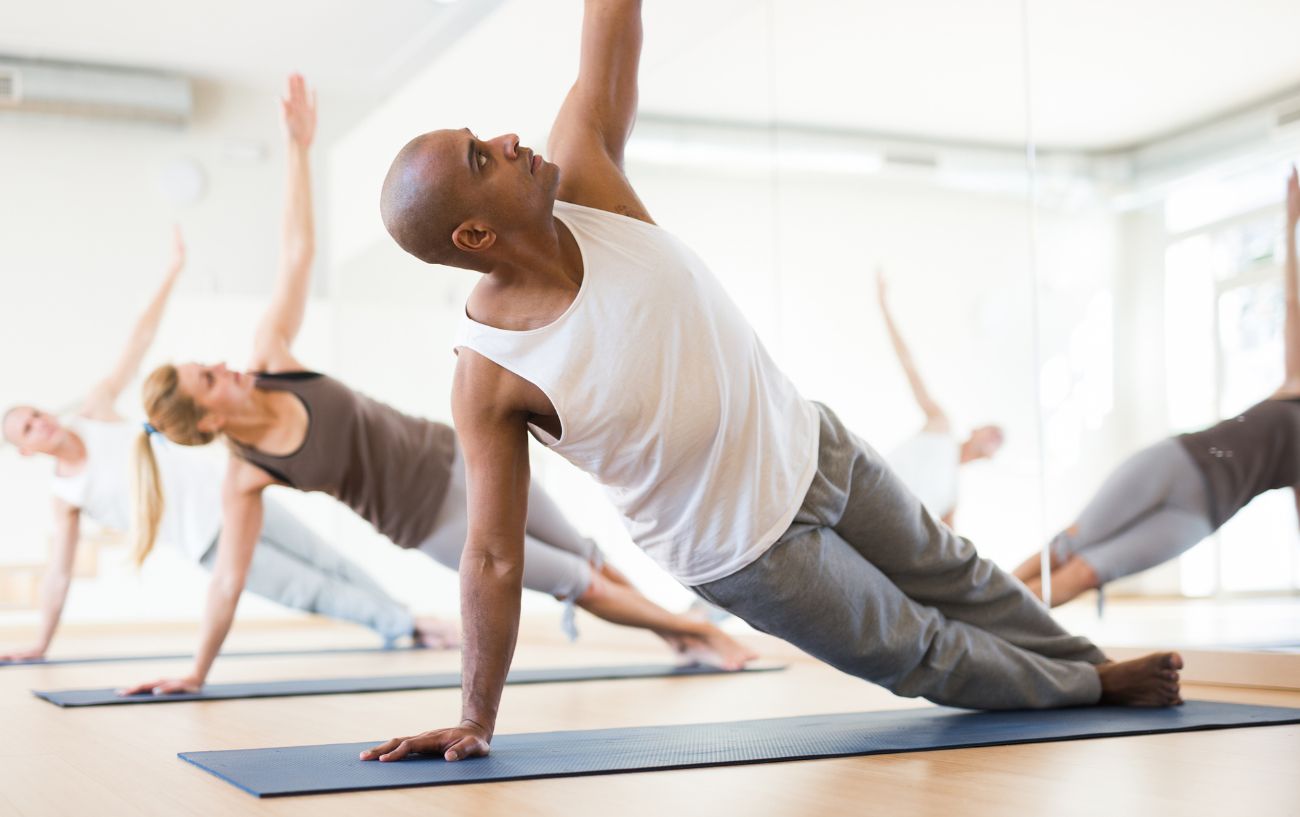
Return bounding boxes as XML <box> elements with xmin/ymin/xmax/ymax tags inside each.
<box><xmin>693</xmin><ymin>402</ymin><xmax>1105</xmax><ymax>711</ymax></box>
<box><xmin>201</xmin><ymin>498</ymin><xmax>414</xmax><ymax>644</ymax></box>
<box><xmin>417</xmin><ymin>440</ymin><xmax>597</xmax><ymax>600</ymax></box>
<box><xmin>1049</xmin><ymin>438</ymin><xmax>1214</xmax><ymax>584</ymax></box>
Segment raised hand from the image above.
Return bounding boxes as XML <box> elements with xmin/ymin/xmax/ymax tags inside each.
<box><xmin>116</xmin><ymin>675</ymin><xmax>203</xmax><ymax>697</ymax></box>
<box><xmin>166</xmin><ymin>224</ymin><xmax>186</xmax><ymax>278</ymax></box>
<box><xmin>280</xmin><ymin>73</ymin><xmax>317</xmax><ymax>149</ymax></box>
<box><xmin>360</xmin><ymin>720</ymin><xmax>491</xmax><ymax>763</ymax></box>
<box><xmin>1287</xmin><ymin>165</ymin><xmax>1299</xmax><ymax>231</ymax></box>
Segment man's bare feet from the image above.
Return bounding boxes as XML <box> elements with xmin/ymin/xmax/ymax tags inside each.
<box><xmin>413</xmin><ymin>617</ymin><xmax>461</xmax><ymax>650</ymax></box>
<box><xmin>662</xmin><ymin>625</ymin><xmax>757</xmax><ymax>671</ymax></box>
<box><xmin>1097</xmin><ymin>652</ymin><xmax>1183</xmax><ymax>707</ymax></box>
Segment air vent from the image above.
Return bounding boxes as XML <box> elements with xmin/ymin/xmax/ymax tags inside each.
<box><xmin>0</xmin><ymin>68</ymin><xmax>19</xmax><ymax>105</ymax></box>
<box><xmin>0</xmin><ymin>58</ymin><xmax>189</xmax><ymax>124</ymax></box>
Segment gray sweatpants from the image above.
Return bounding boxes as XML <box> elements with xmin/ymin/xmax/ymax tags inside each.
<box><xmin>417</xmin><ymin>440</ymin><xmax>599</xmax><ymax>601</ymax></box>
<box><xmin>694</xmin><ymin>402</ymin><xmax>1106</xmax><ymax>710</ymax></box>
<box><xmin>1050</xmin><ymin>438</ymin><xmax>1213</xmax><ymax>584</ymax></box>
<box><xmin>200</xmin><ymin>498</ymin><xmax>414</xmax><ymax>644</ymax></box>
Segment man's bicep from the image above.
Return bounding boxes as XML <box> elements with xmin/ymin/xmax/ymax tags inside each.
<box><xmin>453</xmin><ymin>356</ymin><xmax>533</xmax><ymax>559</ymax></box>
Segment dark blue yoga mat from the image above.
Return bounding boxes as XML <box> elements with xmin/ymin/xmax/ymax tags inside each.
<box><xmin>1</xmin><ymin>643</ymin><xmax>427</xmax><ymax>669</ymax></box>
<box><xmin>36</xmin><ymin>663</ymin><xmax>780</xmax><ymax>707</ymax></box>
<box><xmin>179</xmin><ymin>701</ymin><xmax>1300</xmax><ymax>797</ymax></box>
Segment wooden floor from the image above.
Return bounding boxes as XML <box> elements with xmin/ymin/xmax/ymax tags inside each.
<box><xmin>2</xmin><ymin>617</ymin><xmax>1298</xmax><ymax>817</ymax></box>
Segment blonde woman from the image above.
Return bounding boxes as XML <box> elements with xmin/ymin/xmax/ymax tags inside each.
<box><xmin>123</xmin><ymin>75</ymin><xmax>752</xmax><ymax>696</ymax></box>
<box><xmin>0</xmin><ymin>226</ymin><xmax>448</xmax><ymax>663</ymax></box>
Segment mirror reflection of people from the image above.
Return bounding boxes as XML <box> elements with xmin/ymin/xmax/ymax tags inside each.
<box><xmin>0</xmin><ymin>228</ymin><xmax>438</xmax><ymax>663</ymax></box>
<box><xmin>123</xmin><ymin>74</ymin><xmax>753</xmax><ymax>698</ymax></box>
<box><xmin>363</xmin><ymin>0</ymin><xmax>1182</xmax><ymax>765</ymax></box>
<box><xmin>1014</xmin><ymin>168</ymin><xmax>1300</xmax><ymax>607</ymax></box>
<box><xmin>876</xmin><ymin>269</ymin><xmax>1004</xmax><ymax>528</ymax></box>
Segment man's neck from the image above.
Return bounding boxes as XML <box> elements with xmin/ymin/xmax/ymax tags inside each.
<box><xmin>470</xmin><ymin>220</ymin><xmax>584</xmax><ymax>332</ymax></box>
<box><xmin>52</xmin><ymin>431</ymin><xmax>88</xmax><ymax>475</ymax></box>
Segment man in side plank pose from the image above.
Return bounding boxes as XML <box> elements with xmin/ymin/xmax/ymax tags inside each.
<box><xmin>367</xmin><ymin>0</ymin><xmax>1183</xmax><ymax>763</ymax></box>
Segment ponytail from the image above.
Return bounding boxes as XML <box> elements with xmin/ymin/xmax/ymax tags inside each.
<box><xmin>134</xmin><ymin>363</ymin><xmax>217</xmax><ymax>566</ymax></box>
<box><xmin>131</xmin><ymin>429</ymin><xmax>164</xmax><ymax>566</ymax></box>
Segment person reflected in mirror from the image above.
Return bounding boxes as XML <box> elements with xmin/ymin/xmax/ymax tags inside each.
<box><xmin>876</xmin><ymin>268</ymin><xmax>1004</xmax><ymax>529</ymax></box>
<box><xmin>1014</xmin><ymin>167</ymin><xmax>1300</xmax><ymax>607</ymax></box>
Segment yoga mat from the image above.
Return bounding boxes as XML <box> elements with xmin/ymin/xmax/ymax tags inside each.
<box><xmin>1</xmin><ymin>643</ymin><xmax>428</xmax><ymax>669</ymax></box>
<box><xmin>36</xmin><ymin>663</ymin><xmax>780</xmax><ymax>707</ymax></box>
<box><xmin>179</xmin><ymin>701</ymin><xmax>1300</xmax><ymax>797</ymax></box>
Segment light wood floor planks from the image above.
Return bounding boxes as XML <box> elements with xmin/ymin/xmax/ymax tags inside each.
<box><xmin>2</xmin><ymin>617</ymin><xmax>1298</xmax><ymax>816</ymax></box>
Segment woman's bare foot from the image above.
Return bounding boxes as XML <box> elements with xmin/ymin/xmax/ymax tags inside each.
<box><xmin>662</xmin><ymin>625</ymin><xmax>757</xmax><ymax>671</ymax></box>
<box><xmin>1097</xmin><ymin>652</ymin><xmax>1183</xmax><ymax>707</ymax></box>
<box><xmin>413</xmin><ymin>617</ymin><xmax>461</xmax><ymax>650</ymax></box>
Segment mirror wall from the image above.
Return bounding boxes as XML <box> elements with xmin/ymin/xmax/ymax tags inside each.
<box><xmin>4</xmin><ymin>0</ymin><xmax>1295</xmax><ymax>647</ymax></box>
<box><xmin>1024</xmin><ymin>1</ymin><xmax>1300</xmax><ymax>645</ymax></box>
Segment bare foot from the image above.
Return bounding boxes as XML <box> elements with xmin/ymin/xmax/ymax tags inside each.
<box><xmin>662</xmin><ymin>625</ymin><xmax>757</xmax><ymax>671</ymax></box>
<box><xmin>1097</xmin><ymin>652</ymin><xmax>1183</xmax><ymax>707</ymax></box>
<box><xmin>413</xmin><ymin>617</ymin><xmax>461</xmax><ymax>650</ymax></box>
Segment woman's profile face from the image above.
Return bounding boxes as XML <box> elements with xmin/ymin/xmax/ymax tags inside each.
<box><xmin>175</xmin><ymin>362</ymin><xmax>256</xmax><ymax>423</ymax></box>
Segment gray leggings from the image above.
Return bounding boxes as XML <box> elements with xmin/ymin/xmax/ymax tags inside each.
<box><xmin>1050</xmin><ymin>438</ymin><xmax>1214</xmax><ymax>585</ymax></box>
<box><xmin>200</xmin><ymin>498</ymin><xmax>414</xmax><ymax>644</ymax></box>
<box><xmin>695</xmin><ymin>402</ymin><xmax>1106</xmax><ymax>711</ymax></box>
<box><xmin>417</xmin><ymin>440</ymin><xmax>599</xmax><ymax>602</ymax></box>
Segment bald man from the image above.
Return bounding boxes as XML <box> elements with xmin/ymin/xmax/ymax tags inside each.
<box><xmin>363</xmin><ymin>0</ymin><xmax>1184</xmax><ymax>765</ymax></box>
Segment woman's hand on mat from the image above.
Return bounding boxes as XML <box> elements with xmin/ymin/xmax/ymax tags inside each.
<box><xmin>0</xmin><ymin>645</ymin><xmax>46</xmax><ymax>662</ymax></box>
<box><xmin>280</xmin><ymin>73</ymin><xmax>317</xmax><ymax>149</ymax></box>
<box><xmin>116</xmin><ymin>674</ymin><xmax>203</xmax><ymax>697</ymax></box>
<box><xmin>359</xmin><ymin>720</ymin><xmax>492</xmax><ymax>763</ymax></box>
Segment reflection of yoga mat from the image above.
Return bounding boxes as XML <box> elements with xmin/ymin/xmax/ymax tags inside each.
<box><xmin>1</xmin><ymin>644</ymin><xmax>429</xmax><ymax>669</ymax></box>
<box><xmin>36</xmin><ymin>663</ymin><xmax>780</xmax><ymax>707</ymax></box>
<box><xmin>180</xmin><ymin>701</ymin><xmax>1300</xmax><ymax>797</ymax></box>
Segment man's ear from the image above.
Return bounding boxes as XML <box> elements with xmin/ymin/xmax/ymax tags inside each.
<box><xmin>18</xmin><ymin>447</ymin><xmax>33</xmax><ymax>457</ymax></box>
<box><xmin>196</xmin><ymin>414</ymin><xmax>224</xmax><ymax>435</ymax></box>
<box><xmin>452</xmin><ymin>222</ymin><xmax>497</xmax><ymax>253</ymax></box>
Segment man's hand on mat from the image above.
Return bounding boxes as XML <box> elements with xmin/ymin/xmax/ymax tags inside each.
<box><xmin>359</xmin><ymin>720</ymin><xmax>491</xmax><ymax>763</ymax></box>
<box><xmin>116</xmin><ymin>675</ymin><xmax>203</xmax><ymax>697</ymax></box>
<box><xmin>0</xmin><ymin>646</ymin><xmax>46</xmax><ymax>662</ymax></box>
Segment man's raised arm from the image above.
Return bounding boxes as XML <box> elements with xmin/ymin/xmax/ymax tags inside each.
<box><xmin>547</xmin><ymin>0</ymin><xmax>651</xmax><ymax>222</ymax></box>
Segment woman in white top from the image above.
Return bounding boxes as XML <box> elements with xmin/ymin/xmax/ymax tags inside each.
<box><xmin>877</xmin><ymin>270</ymin><xmax>1004</xmax><ymax>527</ymax></box>
<box><xmin>0</xmin><ymin>158</ymin><xmax>453</xmax><ymax>666</ymax></box>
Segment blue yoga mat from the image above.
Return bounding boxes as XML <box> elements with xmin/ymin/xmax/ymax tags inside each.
<box><xmin>36</xmin><ymin>663</ymin><xmax>780</xmax><ymax>707</ymax></box>
<box><xmin>1</xmin><ymin>643</ymin><xmax>427</xmax><ymax>669</ymax></box>
<box><xmin>179</xmin><ymin>700</ymin><xmax>1300</xmax><ymax>797</ymax></box>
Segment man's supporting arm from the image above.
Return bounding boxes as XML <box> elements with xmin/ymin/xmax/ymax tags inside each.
<box><xmin>362</xmin><ymin>350</ymin><xmax>531</xmax><ymax>762</ymax></box>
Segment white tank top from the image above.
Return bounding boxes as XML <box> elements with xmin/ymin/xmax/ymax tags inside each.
<box><xmin>49</xmin><ymin>417</ymin><xmax>225</xmax><ymax>561</ymax></box>
<box><xmin>888</xmin><ymin>431</ymin><xmax>960</xmax><ymax>519</ymax></box>
<box><xmin>454</xmin><ymin>201</ymin><xmax>819</xmax><ymax>585</ymax></box>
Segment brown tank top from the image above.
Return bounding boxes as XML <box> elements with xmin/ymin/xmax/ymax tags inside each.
<box><xmin>1177</xmin><ymin>397</ymin><xmax>1300</xmax><ymax>528</ymax></box>
<box><xmin>232</xmin><ymin>372</ymin><xmax>457</xmax><ymax>548</ymax></box>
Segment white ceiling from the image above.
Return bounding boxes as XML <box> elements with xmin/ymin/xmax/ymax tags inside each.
<box><xmin>636</xmin><ymin>0</ymin><xmax>1300</xmax><ymax>150</ymax></box>
<box><xmin>4</xmin><ymin>0</ymin><xmax>1300</xmax><ymax>150</ymax></box>
<box><xmin>0</xmin><ymin>0</ymin><xmax>479</xmax><ymax>97</ymax></box>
